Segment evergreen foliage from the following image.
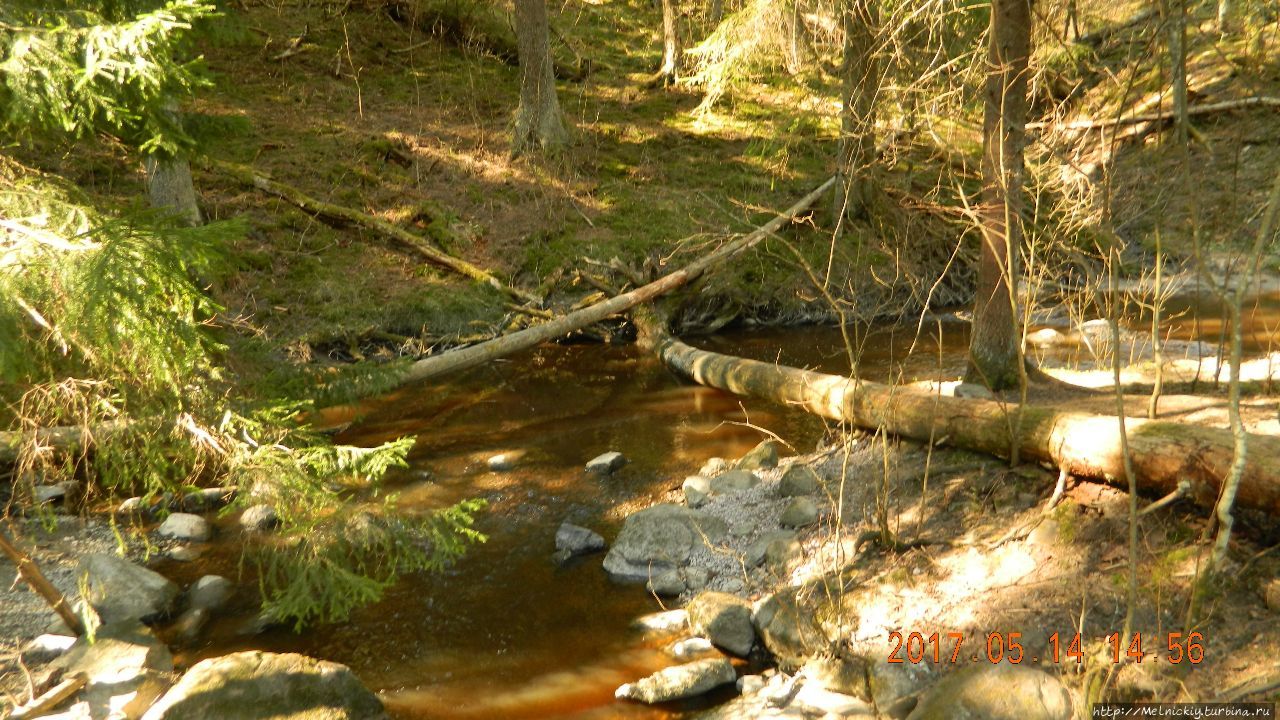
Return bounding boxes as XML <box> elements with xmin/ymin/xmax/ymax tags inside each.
<box><xmin>1</xmin><ymin>1</ymin><xmax>486</xmax><ymax>628</ymax></box>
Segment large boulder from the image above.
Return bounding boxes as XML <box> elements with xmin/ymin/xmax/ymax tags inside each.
<box><xmin>78</xmin><ymin>554</ymin><xmax>179</xmax><ymax>624</ymax></box>
<box><xmin>687</xmin><ymin>591</ymin><xmax>755</xmax><ymax>658</ymax></box>
<box><xmin>141</xmin><ymin>651</ymin><xmax>387</xmax><ymax>720</ymax></box>
<box><xmin>615</xmin><ymin>658</ymin><xmax>737</xmax><ymax>704</ymax></box>
<box><xmin>46</xmin><ymin>621</ymin><xmax>174</xmax><ymax>720</ymax></box>
<box><xmin>752</xmin><ymin>589</ymin><xmax>826</xmax><ymax>668</ymax></box>
<box><xmin>906</xmin><ymin>665</ymin><xmax>1076</xmax><ymax>720</ymax></box>
<box><xmin>603</xmin><ymin>504</ymin><xmax>728</xmax><ymax>582</ymax></box>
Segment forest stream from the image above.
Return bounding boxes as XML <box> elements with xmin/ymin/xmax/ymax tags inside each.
<box><xmin>151</xmin><ymin>293</ymin><xmax>1280</xmax><ymax>720</ymax></box>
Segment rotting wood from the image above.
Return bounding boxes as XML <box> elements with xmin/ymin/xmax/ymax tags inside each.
<box><xmin>385</xmin><ymin>176</ymin><xmax>837</xmax><ymax>387</ymax></box>
<box><xmin>203</xmin><ymin>158</ymin><xmax>537</xmax><ymax>305</ymax></box>
<box><xmin>641</xmin><ymin>328</ymin><xmax>1280</xmax><ymax>516</ymax></box>
<box><xmin>1029</xmin><ymin>96</ymin><xmax>1280</xmax><ymax>131</ymax></box>
<box><xmin>0</xmin><ymin>526</ymin><xmax>86</xmax><ymax>636</ymax></box>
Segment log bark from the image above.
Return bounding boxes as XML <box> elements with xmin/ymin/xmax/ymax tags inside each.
<box><xmin>646</xmin><ymin>332</ymin><xmax>1280</xmax><ymax>516</ymax></box>
<box><xmin>203</xmin><ymin>159</ymin><xmax>536</xmax><ymax>304</ymax></box>
<box><xmin>389</xmin><ymin>176</ymin><xmax>837</xmax><ymax>387</ymax></box>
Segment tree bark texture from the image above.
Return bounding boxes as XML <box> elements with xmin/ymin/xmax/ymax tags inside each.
<box><xmin>968</xmin><ymin>0</ymin><xmax>1031</xmax><ymax>390</ymax></box>
<box><xmin>648</xmin><ymin>333</ymin><xmax>1280</xmax><ymax>515</ymax></box>
<box><xmin>835</xmin><ymin>0</ymin><xmax>879</xmax><ymax>225</ymax></box>
<box><xmin>660</xmin><ymin>0</ymin><xmax>681</xmax><ymax>82</ymax></box>
<box><xmin>146</xmin><ymin>99</ymin><xmax>202</xmax><ymax>227</ymax></box>
<box><xmin>512</xmin><ymin>0</ymin><xmax>570</xmax><ymax>155</ymax></box>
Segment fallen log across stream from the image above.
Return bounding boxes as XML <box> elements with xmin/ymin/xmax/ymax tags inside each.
<box><xmin>641</xmin><ymin>327</ymin><xmax>1280</xmax><ymax>516</ymax></box>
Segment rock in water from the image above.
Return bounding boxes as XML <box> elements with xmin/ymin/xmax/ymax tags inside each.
<box><xmin>631</xmin><ymin>609</ymin><xmax>689</xmax><ymax>635</ymax></box>
<box><xmin>240</xmin><ymin>504</ymin><xmax>280</xmax><ymax>532</ymax></box>
<box><xmin>709</xmin><ymin>470</ymin><xmax>760</xmax><ymax>496</ymax></box>
<box><xmin>48</xmin><ymin>621</ymin><xmax>174</xmax><ymax>720</ymax></box>
<box><xmin>603</xmin><ymin>504</ymin><xmax>728</xmax><ymax>582</ymax></box>
<box><xmin>647</xmin><ymin>569</ymin><xmax>686</xmax><ymax>597</ymax></box>
<box><xmin>906</xmin><ymin>665</ymin><xmax>1075</xmax><ymax>720</ymax></box>
<box><xmin>78</xmin><ymin>554</ymin><xmax>179</xmax><ymax>624</ymax></box>
<box><xmin>778</xmin><ymin>465</ymin><xmax>821</xmax><ymax>497</ymax></box>
<box><xmin>555</xmin><ymin>522</ymin><xmax>606</xmax><ymax>556</ymax></box>
<box><xmin>141</xmin><ymin>651</ymin><xmax>387</xmax><ymax>720</ymax></box>
<box><xmin>585</xmin><ymin>451</ymin><xmax>627</xmax><ymax>475</ymax></box>
<box><xmin>187</xmin><ymin>575</ymin><xmax>233</xmax><ymax>612</ymax></box>
<box><xmin>615</xmin><ymin>658</ymin><xmax>737</xmax><ymax>704</ymax></box>
<box><xmin>736</xmin><ymin>440</ymin><xmax>780</xmax><ymax>470</ymax></box>
<box><xmin>780</xmin><ymin>497</ymin><xmax>820</xmax><ymax>528</ymax></box>
<box><xmin>155</xmin><ymin>513</ymin><xmax>211</xmax><ymax>542</ymax></box>
<box><xmin>687</xmin><ymin>591</ymin><xmax>755</xmax><ymax>658</ymax></box>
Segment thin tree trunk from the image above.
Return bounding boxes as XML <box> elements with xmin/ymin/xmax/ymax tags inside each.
<box><xmin>709</xmin><ymin>0</ymin><xmax>723</xmax><ymax>25</ymax></box>
<box><xmin>1164</xmin><ymin>0</ymin><xmax>1190</xmax><ymax>145</ymax></box>
<box><xmin>145</xmin><ymin>100</ymin><xmax>202</xmax><ymax>227</ymax></box>
<box><xmin>642</xmin><ymin>329</ymin><xmax>1280</xmax><ymax>516</ymax></box>
<box><xmin>967</xmin><ymin>0</ymin><xmax>1031</xmax><ymax>391</ymax></box>
<box><xmin>512</xmin><ymin>0</ymin><xmax>570</xmax><ymax>155</ymax></box>
<box><xmin>661</xmin><ymin>0</ymin><xmax>681</xmax><ymax>82</ymax></box>
<box><xmin>834</xmin><ymin>0</ymin><xmax>880</xmax><ymax>227</ymax></box>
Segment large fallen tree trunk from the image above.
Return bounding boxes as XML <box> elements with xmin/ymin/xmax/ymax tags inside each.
<box><xmin>645</xmin><ymin>331</ymin><xmax>1280</xmax><ymax>515</ymax></box>
<box><xmin>384</xmin><ymin>176</ymin><xmax>837</xmax><ymax>387</ymax></box>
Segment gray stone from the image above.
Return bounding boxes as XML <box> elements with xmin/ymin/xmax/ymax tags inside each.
<box><xmin>78</xmin><ymin>554</ymin><xmax>179</xmax><ymax>624</ymax></box>
<box><xmin>746</xmin><ymin>530</ymin><xmax>798</xmax><ymax>568</ymax></box>
<box><xmin>141</xmin><ymin>651</ymin><xmax>387</xmax><ymax>720</ymax></box>
<box><xmin>48</xmin><ymin>621</ymin><xmax>174</xmax><ymax>720</ymax></box>
<box><xmin>906</xmin><ymin>665</ymin><xmax>1076</xmax><ymax>720</ymax></box>
<box><xmin>631</xmin><ymin>609</ymin><xmax>688</xmax><ymax>635</ymax></box>
<box><xmin>736</xmin><ymin>440</ymin><xmax>781</xmax><ymax>470</ymax></box>
<box><xmin>752</xmin><ymin>590</ymin><xmax>826</xmax><ymax>667</ymax></box>
<box><xmin>33</xmin><ymin>481</ymin><xmax>79</xmax><ymax>505</ymax></box>
<box><xmin>738</xmin><ymin>674</ymin><xmax>766</xmax><ymax>695</ymax></box>
<box><xmin>155</xmin><ymin>513</ymin><xmax>210</xmax><ymax>542</ymax></box>
<box><xmin>167</xmin><ymin>546</ymin><xmax>202</xmax><ymax>562</ymax></box>
<box><xmin>778</xmin><ymin>465</ymin><xmax>821</xmax><ymax>497</ymax></box>
<box><xmin>765</xmin><ymin>534</ymin><xmax>802</xmax><ymax>570</ymax></box>
<box><xmin>603</xmin><ymin>504</ymin><xmax>728</xmax><ymax>582</ymax></box>
<box><xmin>486</xmin><ymin>452</ymin><xmax>522</xmax><ymax>471</ymax></box>
<box><xmin>682</xmin><ymin>475</ymin><xmax>711</xmax><ymax>508</ymax></box>
<box><xmin>240</xmin><ymin>504</ymin><xmax>279</xmax><ymax>532</ymax></box>
<box><xmin>585</xmin><ymin>451</ymin><xmax>627</xmax><ymax>475</ymax></box>
<box><xmin>671</xmin><ymin>637</ymin><xmax>715</xmax><ymax>660</ymax></box>
<box><xmin>869</xmin><ymin>659</ymin><xmax>934</xmax><ymax>708</ymax></box>
<box><xmin>647</xmin><ymin>569</ymin><xmax>687</xmax><ymax>597</ymax></box>
<box><xmin>20</xmin><ymin>633</ymin><xmax>76</xmax><ymax>665</ymax></box>
<box><xmin>780</xmin><ymin>497</ymin><xmax>820</xmax><ymax>528</ymax></box>
<box><xmin>171</xmin><ymin>607</ymin><xmax>208</xmax><ymax>646</ymax></box>
<box><xmin>688</xmin><ymin>591</ymin><xmax>755</xmax><ymax>658</ymax></box>
<box><xmin>804</xmin><ymin>653</ymin><xmax>870</xmax><ymax>697</ymax></box>
<box><xmin>720</xmin><ymin>577</ymin><xmax>744</xmax><ymax>593</ymax></box>
<box><xmin>614</xmin><ymin>658</ymin><xmax>736</xmax><ymax>704</ymax></box>
<box><xmin>555</xmin><ymin>521</ymin><xmax>606</xmax><ymax>556</ymax></box>
<box><xmin>952</xmin><ymin>382</ymin><xmax>995</xmax><ymax>400</ymax></box>
<box><xmin>187</xmin><ymin>575</ymin><xmax>233</xmax><ymax>612</ymax></box>
<box><xmin>117</xmin><ymin>497</ymin><xmax>147</xmax><ymax>516</ymax></box>
<box><xmin>699</xmin><ymin>457</ymin><xmax>731</xmax><ymax>477</ymax></box>
<box><xmin>236</xmin><ymin>609</ymin><xmax>283</xmax><ymax>636</ymax></box>
<box><xmin>709</xmin><ymin>470</ymin><xmax>760</xmax><ymax>496</ymax></box>
<box><xmin>790</xmin><ymin>682</ymin><xmax>874</xmax><ymax>716</ymax></box>
<box><xmin>684</xmin><ymin>567</ymin><xmax>710</xmax><ymax>592</ymax></box>
<box><xmin>178</xmin><ymin>486</ymin><xmax>236</xmax><ymax>512</ymax></box>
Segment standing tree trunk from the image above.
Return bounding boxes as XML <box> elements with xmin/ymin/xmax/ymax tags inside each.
<box><xmin>966</xmin><ymin>0</ymin><xmax>1031</xmax><ymax>391</ymax></box>
<box><xmin>512</xmin><ymin>0</ymin><xmax>570</xmax><ymax>155</ymax></box>
<box><xmin>1164</xmin><ymin>0</ymin><xmax>1189</xmax><ymax>145</ymax></box>
<box><xmin>648</xmin><ymin>0</ymin><xmax>683</xmax><ymax>87</ymax></box>
<box><xmin>834</xmin><ymin>0</ymin><xmax>880</xmax><ymax>227</ymax></box>
<box><xmin>146</xmin><ymin>100</ymin><xmax>202</xmax><ymax>227</ymax></box>
<box><xmin>709</xmin><ymin>0</ymin><xmax>723</xmax><ymax>25</ymax></box>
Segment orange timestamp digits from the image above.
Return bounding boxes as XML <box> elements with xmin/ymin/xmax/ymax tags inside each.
<box><xmin>886</xmin><ymin>631</ymin><xmax>1205</xmax><ymax>665</ymax></box>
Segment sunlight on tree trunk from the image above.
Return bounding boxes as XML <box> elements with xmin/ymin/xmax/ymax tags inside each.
<box><xmin>661</xmin><ymin>0</ymin><xmax>681</xmax><ymax>82</ymax></box>
<box><xmin>834</xmin><ymin>0</ymin><xmax>879</xmax><ymax>227</ymax></box>
<box><xmin>966</xmin><ymin>0</ymin><xmax>1030</xmax><ymax>391</ymax></box>
<box><xmin>145</xmin><ymin>100</ymin><xmax>202</xmax><ymax>227</ymax></box>
<box><xmin>512</xmin><ymin>0</ymin><xmax>570</xmax><ymax>156</ymax></box>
